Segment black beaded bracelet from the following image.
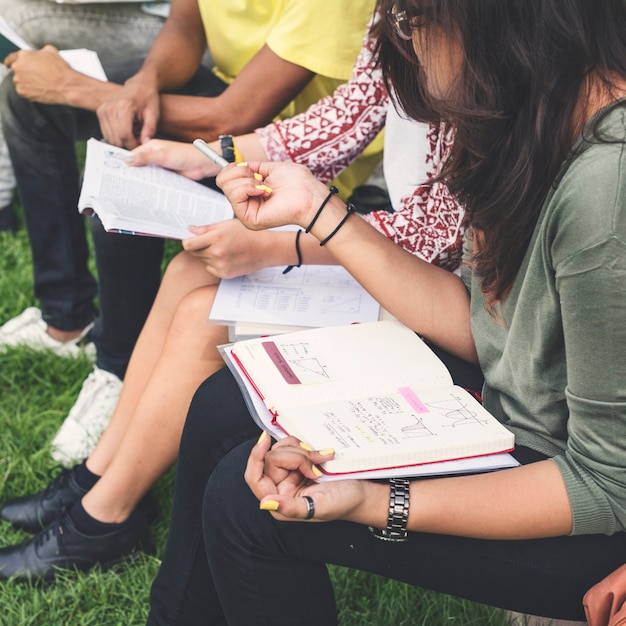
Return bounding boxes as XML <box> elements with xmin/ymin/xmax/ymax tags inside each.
<box><xmin>305</xmin><ymin>186</ymin><xmax>338</xmax><ymax>233</ymax></box>
<box><xmin>282</xmin><ymin>229</ymin><xmax>303</xmax><ymax>274</ymax></box>
<box><xmin>368</xmin><ymin>477</ymin><xmax>410</xmax><ymax>542</ymax></box>
<box><xmin>319</xmin><ymin>203</ymin><xmax>356</xmax><ymax>246</ymax></box>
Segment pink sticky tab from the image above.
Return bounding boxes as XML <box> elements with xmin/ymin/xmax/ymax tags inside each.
<box><xmin>398</xmin><ymin>386</ymin><xmax>429</xmax><ymax>413</ymax></box>
<box><xmin>262</xmin><ymin>341</ymin><xmax>301</xmax><ymax>384</ymax></box>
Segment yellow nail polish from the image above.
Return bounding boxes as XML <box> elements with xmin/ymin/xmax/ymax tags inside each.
<box><xmin>236</xmin><ymin>161</ymin><xmax>248</xmax><ymax>167</ymax></box>
<box><xmin>299</xmin><ymin>441</ymin><xmax>313</xmax><ymax>451</ymax></box>
<box><xmin>255</xmin><ymin>184</ymin><xmax>272</xmax><ymax>193</ymax></box>
<box><xmin>257</xmin><ymin>431</ymin><xmax>267</xmax><ymax>444</ymax></box>
<box><xmin>254</xmin><ymin>172</ymin><xmax>263</xmax><ymax>181</ymax></box>
<box><xmin>319</xmin><ymin>448</ymin><xmax>335</xmax><ymax>456</ymax></box>
<box><xmin>260</xmin><ymin>499</ymin><xmax>280</xmax><ymax>511</ymax></box>
<box><xmin>312</xmin><ymin>465</ymin><xmax>323</xmax><ymax>477</ymax></box>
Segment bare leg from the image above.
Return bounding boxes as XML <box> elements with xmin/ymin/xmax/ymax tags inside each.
<box><xmin>86</xmin><ymin>252</ymin><xmax>211</xmax><ymax>469</ymax></box>
<box><xmin>85</xmin><ymin>250</ymin><xmax>215</xmax><ymax>475</ymax></box>
<box><xmin>82</xmin><ymin>280</ymin><xmax>228</xmax><ymax>523</ymax></box>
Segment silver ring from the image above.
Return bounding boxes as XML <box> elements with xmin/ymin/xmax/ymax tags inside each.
<box><xmin>303</xmin><ymin>495</ymin><xmax>315</xmax><ymax>520</ymax></box>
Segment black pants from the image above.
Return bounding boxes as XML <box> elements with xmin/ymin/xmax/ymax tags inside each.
<box><xmin>147</xmin><ymin>366</ymin><xmax>626</xmax><ymax>625</ymax></box>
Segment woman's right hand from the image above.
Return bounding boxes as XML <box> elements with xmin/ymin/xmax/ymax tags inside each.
<box><xmin>129</xmin><ymin>138</ymin><xmax>218</xmax><ymax>179</ymax></box>
<box><xmin>217</xmin><ymin>161</ymin><xmax>334</xmax><ymax>232</ymax></box>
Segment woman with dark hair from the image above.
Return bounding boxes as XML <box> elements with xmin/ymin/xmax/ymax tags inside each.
<box><xmin>147</xmin><ymin>0</ymin><xmax>626</xmax><ymax>623</ymax></box>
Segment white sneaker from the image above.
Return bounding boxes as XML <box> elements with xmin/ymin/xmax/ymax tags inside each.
<box><xmin>0</xmin><ymin>307</ymin><xmax>95</xmax><ymax>359</ymax></box>
<box><xmin>50</xmin><ymin>366</ymin><xmax>122</xmax><ymax>465</ymax></box>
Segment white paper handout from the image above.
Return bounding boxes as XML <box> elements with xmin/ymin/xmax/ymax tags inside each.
<box><xmin>210</xmin><ymin>265</ymin><xmax>381</xmax><ymax>330</ymax></box>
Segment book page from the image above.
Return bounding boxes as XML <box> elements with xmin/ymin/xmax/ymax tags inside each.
<box><xmin>230</xmin><ymin>320</ymin><xmax>454</xmax><ymax>411</ymax></box>
<box><xmin>210</xmin><ymin>266</ymin><xmax>380</xmax><ymax>329</ymax></box>
<box><xmin>59</xmin><ymin>49</ymin><xmax>107</xmax><ymax>81</ymax></box>
<box><xmin>277</xmin><ymin>385</ymin><xmax>514</xmax><ymax>474</ymax></box>
<box><xmin>222</xmin><ymin>344</ymin><xmax>519</xmax><ymax>479</ymax></box>
<box><xmin>79</xmin><ymin>138</ymin><xmax>233</xmax><ymax>239</ymax></box>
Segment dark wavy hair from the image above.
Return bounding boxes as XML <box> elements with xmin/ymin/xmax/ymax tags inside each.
<box><xmin>374</xmin><ymin>0</ymin><xmax>626</xmax><ymax>303</ymax></box>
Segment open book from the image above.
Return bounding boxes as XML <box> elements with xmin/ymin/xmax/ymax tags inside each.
<box><xmin>0</xmin><ymin>17</ymin><xmax>107</xmax><ymax>80</ymax></box>
<box><xmin>223</xmin><ymin>320</ymin><xmax>515</xmax><ymax>477</ymax></box>
<box><xmin>78</xmin><ymin>138</ymin><xmax>233</xmax><ymax>239</ymax></box>
<box><xmin>0</xmin><ymin>17</ymin><xmax>31</xmax><ymax>59</ymax></box>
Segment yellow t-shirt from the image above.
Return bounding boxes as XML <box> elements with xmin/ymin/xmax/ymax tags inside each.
<box><xmin>197</xmin><ymin>0</ymin><xmax>383</xmax><ymax>197</ymax></box>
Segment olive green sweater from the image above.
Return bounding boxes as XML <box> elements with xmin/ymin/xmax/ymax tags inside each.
<box><xmin>464</xmin><ymin>103</ymin><xmax>626</xmax><ymax>536</ymax></box>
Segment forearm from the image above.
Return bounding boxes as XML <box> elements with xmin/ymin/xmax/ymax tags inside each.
<box><xmin>137</xmin><ymin>1</ymin><xmax>206</xmax><ymax>91</ymax></box>
<box><xmin>307</xmin><ymin>192</ymin><xmax>475</xmax><ymax>361</ymax></box>
<box><xmin>63</xmin><ymin>75</ymin><xmax>122</xmax><ymax>110</ymax></box>
<box><xmin>54</xmin><ymin>16</ymin><xmax>204</xmax><ymax>112</ymax></box>
<box><xmin>357</xmin><ymin>460</ymin><xmax>573</xmax><ymax>540</ymax></box>
<box><xmin>158</xmin><ymin>44</ymin><xmax>314</xmax><ymax>141</ymax></box>
<box><xmin>248</xmin><ymin>230</ymin><xmax>338</xmax><ymax>270</ymax></box>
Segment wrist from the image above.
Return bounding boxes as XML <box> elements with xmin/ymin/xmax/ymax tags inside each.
<box><xmin>307</xmin><ymin>195</ymin><xmax>355</xmax><ymax>247</ymax></box>
<box><xmin>65</xmin><ymin>74</ymin><xmax>117</xmax><ymax>110</ymax></box>
<box><xmin>124</xmin><ymin>68</ymin><xmax>158</xmax><ymax>92</ymax></box>
<box><xmin>368</xmin><ymin>478</ymin><xmax>411</xmax><ymax>542</ymax></box>
<box><xmin>302</xmin><ymin>184</ymin><xmax>351</xmax><ymax>241</ymax></box>
<box><xmin>348</xmin><ymin>480</ymin><xmax>389</xmax><ymax>527</ymax></box>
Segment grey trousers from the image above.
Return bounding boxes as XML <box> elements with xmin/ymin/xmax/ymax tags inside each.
<box><xmin>0</xmin><ymin>0</ymin><xmax>166</xmax><ymax>207</ymax></box>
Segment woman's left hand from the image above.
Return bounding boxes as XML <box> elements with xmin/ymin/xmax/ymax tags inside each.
<box><xmin>245</xmin><ymin>432</ymin><xmax>376</xmax><ymax>523</ymax></box>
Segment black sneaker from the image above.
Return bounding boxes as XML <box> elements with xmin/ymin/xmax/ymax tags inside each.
<box><xmin>0</xmin><ymin>510</ymin><xmax>154</xmax><ymax>583</ymax></box>
<box><xmin>0</xmin><ymin>466</ymin><xmax>159</xmax><ymax>534</ymax></box>
<box><xmin>0</xmin><ymin>467</ymin><xmax>87</xmax><ymax>534</ymax></box>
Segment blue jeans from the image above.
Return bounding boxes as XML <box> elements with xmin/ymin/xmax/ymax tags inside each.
<box><xmin>147</xmin><ymin>367</ymin><xmax>626</xmax><ymax>626</ymax></box>
<box><xmin>0</xmin><ymin>58</ymin><xmax>225</xmax><ymax>378</ymax></box>
<box><xmin>0</xmin><ymin>0</ymin><xmax>165</xmax><ymax>208</ymax></box>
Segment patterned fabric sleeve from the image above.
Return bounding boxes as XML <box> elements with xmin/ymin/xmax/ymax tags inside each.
<box><xmin>257</xmin><ymin>33</ymin><xmax>466</xmax><ymax>273</ymax></box>
<box><xmin>362</xmin><ymin>124</ymin><xmax>466</xmax><ymax>272</ymax></box>
<box><xmin>256</xmin><ymin>31</ymin><xmax>389</xmax><ymax>182</ymax></box>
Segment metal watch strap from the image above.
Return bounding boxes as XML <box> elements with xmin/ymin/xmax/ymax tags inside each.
<box><xmin>369</xmin><ymin>477</ymin><xmax>410</xmax><ymax>542</ymax></box>
<box><xmin>219</xmin><ymin>134</ymin><xmax>237</xmax><ymax>163</ymax></box>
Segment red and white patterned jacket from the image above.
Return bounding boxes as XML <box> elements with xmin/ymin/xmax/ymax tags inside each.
<box><xmin>256</xmin><ymin>33</ymin><xmax>464</xmax><ymax>272</ymax></box>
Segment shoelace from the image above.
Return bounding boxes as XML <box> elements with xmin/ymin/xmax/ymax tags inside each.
<box><xmin>34</xmin><ymin>512</ymin><xmax>65</xmax><ymax>552</ymax></box>
<box><xmin>41</xmin><ymin>467</ymin><xmax>73</xmax><ymax>500</ymax></box>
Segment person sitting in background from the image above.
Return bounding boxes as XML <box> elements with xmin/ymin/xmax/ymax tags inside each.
<box><xmin>0</xmin><ymin>0</ymin><xmax>382</xmax><ymax>464</ymax></box>
<box><xmin>0</xmin><ymin>27</ymin><xmax>469</xmax><ymax>581</ymax></box>
<box><xmin>0</xmin><ymin>0</ymin><xmax>168</xmax><ymax>233</ymax></box>
<box><xmin>142</xmin><ymin>0</ymin><xmax>626</xmax><ymax>623</ymax></box>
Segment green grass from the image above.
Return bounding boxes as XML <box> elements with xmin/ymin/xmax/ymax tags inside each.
<box><xmin>0</xmin><ymin>169</ymin><xmax>512</xmax><ymax>625</ymax></box>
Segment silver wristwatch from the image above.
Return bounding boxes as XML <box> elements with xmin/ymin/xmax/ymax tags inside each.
<box><xmin>368</xmin><ymin>477</ymin><xmax>410</xmax><ymax>542</ymax></box>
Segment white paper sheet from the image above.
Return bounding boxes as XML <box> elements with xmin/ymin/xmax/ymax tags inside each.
<box><xmin>210</xmin><ymin>265</ymin><xmax>381</xmax><ymax>330</ymax></box>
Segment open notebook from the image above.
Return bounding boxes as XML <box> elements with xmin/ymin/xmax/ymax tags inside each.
<box><xmin>222</xmin><ymin>320</ymin><xmax>517</xmax><ymax>478</ymax></box>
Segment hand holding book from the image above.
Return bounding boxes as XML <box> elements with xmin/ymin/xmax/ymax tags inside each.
<box><xmin>223</xmin><ymin>320</ymin><xmax>516</xmax><ymax>478</ymax></box>
<box><xmin>248</xmin><ymin>431</ymin><xmax>384</xmax><ymax>524</ymax></box>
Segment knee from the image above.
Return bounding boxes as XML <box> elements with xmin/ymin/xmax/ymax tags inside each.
<box><xmin>0</xmin><ymin>73</ymin><xmax>20</xmax><ymax>127</ymax></box>
<box><xmin>162</xmin><ymin>251</ymin><xmax>197</xmax><ymax>283</ymax></box>
<box><xmin>162</xmin><ymin>250</ymin><xmax>213</xmax><ymax>288</ymax></box>
<box><xmin>0</xmin><ymin>72</ymin><xmax>64</xmax><ymax>143</ymax></box>
<box><xmin>175</xmin><ymin>285</ymin><xmax>218</xmax><ymax>325</ymax></box>
<box><xmin>181</xmin><ymin>370</ymin><xmax>260</xmax><ymax>460</ymax></box>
